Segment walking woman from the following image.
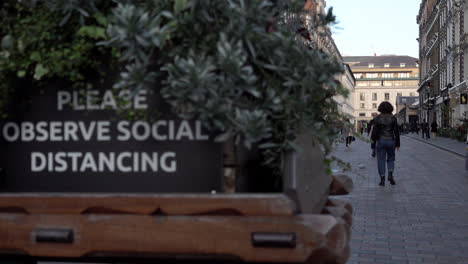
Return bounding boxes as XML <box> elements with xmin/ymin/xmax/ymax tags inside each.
<box><xmin>371</xmin><ymin>101</ymin><xmax>400</xmax><ymax>186</ymax></box>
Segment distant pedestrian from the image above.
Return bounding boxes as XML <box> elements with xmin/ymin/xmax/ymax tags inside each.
<box><xmin>425</xmin><ymin>122</ymin><xmax>431</xmax><ymax>139</ymax></box>
<box><xmin>371</xmin><ymin>102</ymin><xmax>400</xmax><ymax>186</ymax></box>
<box><xmin>412</xmin><ymin>123</ymin><xmax>419</xmax><ymax>135</ymax></box>
<box><xmin>431</xmin><ymin>120</ymin><xmax>438</xmax><ymax>139</ymax></box>
<box><xmin>342</xmin><ymin>124</ymin><xmax>353</xmax><ymax>148</ymax></box>
<box><xmin>421</xmin><ymin>121</ymin><xmax>430</xmax><ymax>139</ymax></box>
<box><xmin>420</xmin><ymin>122</ymin><xmax>424</xmax><ymax>138</ymax></box>
<box><xmin>367</xmin><ymin>120</ymin><xmax>373</xmax><ymax>136</ymax></box>
<box><xmin>403</xmin><ymin>122</ymin><xmax>409</xmax><ymax>134</ymax></box>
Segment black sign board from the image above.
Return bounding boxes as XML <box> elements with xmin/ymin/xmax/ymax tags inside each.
<box><xmin>0</xmin><ymin>82</ymin><xmax>222</xmax><ymax>193</ymax></box>
<box><xmin>461</xmin><ymin>93</ymin><xmax>468</xmax><ymax>105</ymax></box>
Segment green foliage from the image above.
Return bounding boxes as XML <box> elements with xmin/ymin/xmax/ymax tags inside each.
<box><xmin>101</xmin><ymin>0</ymin><xmax>347</xmax><ymax>172</ymax></box>
<box><xmin>77</xmin><ymin>25</ymin><xmax>107</xmax><ymax>39</ymax></box>
<box><xmin>438</xmin><ymin>127</ymin><xmax>466</xmax><ymax>142</ymax></box>
<box><xmin>0</xmin><ymin>3</ymin><xmax>112</xmax><ymax>82</ymax></box>
<box><xmin>43</xmin><ymin>0</ymin><xmax>100</xmax><ymax>25</ymax></box>
<box><xmin>439</xmin><ymin>112</ymin><xmax>468</xmax><ymax>142</ymax></box>
<box><xmin>0</xmin><ymin>1</ymin><xmax>116</xmax><ymax>116</ymax></box>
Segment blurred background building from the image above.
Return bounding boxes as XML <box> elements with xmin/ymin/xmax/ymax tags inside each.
<box><xmin>343</xmin><ymin>55</ymin><xmax>419</xmax><ymax>128</ymax></box>
<box><xmin>418</xmin><ymin>0</ymin><xmax>468</xmax><ymax>127</ymax></box>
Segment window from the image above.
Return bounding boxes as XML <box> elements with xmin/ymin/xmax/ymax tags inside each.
<box><xmin>398</xmin><ymin>72</ymin><xmax>410</xmax><ymax>78</ymax></box>
<box><xmin>382</xmin><ymin>73</ymin><xmax>394</xmax><ymax>78</ymax></box>
<box><xmin>400</xmin><ymin>63</ymin><xmax>406</xmax><ymax>67</ymax></box>
<box><xmin>410</xmin><ymin>92</ymin><xmax>415</xmax><ymax>96</ymax></box>
<box><xmin>359</xmin><ymin>113</ymin><xmax>366</xmax><ymax>117</ymax></box>
<box><xmin>354</xmin><ymin>73</ymin><xmax>363</xmax><ymax>79</ymax></box>
<box><xmin>368</xmin><ymin>63</ymin><xmax>374</xmax><ymax>68</ymax></box>
<box><xmin>384</xmin><ymin>63</ymin><xmax>390</xmax><ymax>68</ymax></box>
<box><xmin>372</xmin><ymin>93</ymin><xmax>377</xmax><ymax>101</ymax></box>
<box><xmin>372</xmin><ymin>103</ymin><xmax>377</xmax><ymax>109</ymax></box>
<box><xmin>360</xmin><ymin>103</ymin><xmax>365</xmax><ymax>109</ymax></box>
<box><xmin>360</xmin><ymin>93</ymin><xmax>365</xmax><ymax>101</ymax></box>
<box><xmin>397</xmin><ymin>93</ymin><xmax>402</xmax><ymax>97</ymax></box>
<box><xmin>385</xmin><ymin>93</ymin><xmax>390</xmax><ymax>100</ymax></box>
<box><xmin>367</xmin><ymin>73</ymin><xmax>378</xmax><ymax>78</ymax></box>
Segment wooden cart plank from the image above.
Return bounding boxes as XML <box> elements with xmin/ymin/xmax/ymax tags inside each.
<box><xmin>0</xmin><ymin>194</ymin><xmax>296</xmax><ymax>216</ymax></box>
<box><xmin>0</xmin><ymin>214</ymin><xmax>349</xmax><ymax>264</ymax></box>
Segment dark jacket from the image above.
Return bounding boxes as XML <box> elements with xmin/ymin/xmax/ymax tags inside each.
<box><xmin>367</xmin><ymin>119</ymin><xmax>375</xmax><ymax>133</ymax></box>
<box><xmin>431</xmin><ymin>122</ymin><xmax>438</xmax><ymax>132</ymax></box>
<box><xmin>421</xmin><ymin>122</ymin><xmax>428</xmax><ymax>130</ymax></box>
<box><xmin>371</xmin><ymin>114</ymin><xmax>400</xmax><ymax>147</ymax></box>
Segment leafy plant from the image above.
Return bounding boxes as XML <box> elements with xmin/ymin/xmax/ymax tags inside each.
<box><xmin>0</xmin><ymin>0</ymin><xmax>349</xmax><ymax>181</ymax></box>
<box><xmin>103</xmin><ymin>0</ymin><xmax>346</xmax><ymax>161</ymax></box>
<box><xmin>0</xmin><ymin>1</ymin><xmax>117</xmax><ymax>117</ymax></box>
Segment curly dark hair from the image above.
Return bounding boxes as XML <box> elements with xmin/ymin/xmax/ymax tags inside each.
<box><xmin>377</xmin><ymin>101</ymin><xmax>394</xmax><ymax>114</ymax></box>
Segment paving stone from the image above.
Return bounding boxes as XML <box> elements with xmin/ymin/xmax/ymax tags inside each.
<box><xmin>332</xmin><ymin>137</ymin><xmax>468</xmax><ymax>263</ymax></box>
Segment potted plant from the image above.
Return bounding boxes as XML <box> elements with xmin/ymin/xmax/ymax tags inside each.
<box><xmin>0</xmin><ymin>1</ymin><xmax>352</xmax><ymax>262</ymax></box>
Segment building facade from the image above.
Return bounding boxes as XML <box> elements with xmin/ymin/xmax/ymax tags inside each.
<box><xmin>343</xmin><ymin>56</ymin><xmax>419</xmax><ymax>127</ymax></box>
<box><xmin>396</xmin><ymin>96</ymin><xmax>420</xmax><ymax>125</ymax></box>
<box><xmin>418</xmin><ymin>0</ymin><xmax>468</xmax><ymax>127</ymax></box>
<box><xmin>336</xmin><ymin>64</ymin><xmax>356</xmax><ymax>120</ymax></box>
<box><xmin>304</xmin><ymin>0</ymin><xmax>356</xmax><ymax>121</ymax></box>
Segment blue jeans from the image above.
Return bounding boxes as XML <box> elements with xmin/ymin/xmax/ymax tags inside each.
<box><xmin>376</xmin><ymin>139</ymin><xmax>396</xmax><ymax>177</ymax></box>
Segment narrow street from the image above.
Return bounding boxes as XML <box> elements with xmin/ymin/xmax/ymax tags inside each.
<box><xmin>333</xmin><ymin>136</ymin><xmax>468</xmax><ymax>264</ymax></box>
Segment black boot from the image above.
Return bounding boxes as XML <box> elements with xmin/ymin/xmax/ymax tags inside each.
<box><xmin>388</xmin><ymin>171</ymin><xmax>396</xmax><ymax>185</ymax></box>
<box><xmin>379</xmin><ymin>176</ymin><xmax>385</xmax><ymax>186</ymax></box>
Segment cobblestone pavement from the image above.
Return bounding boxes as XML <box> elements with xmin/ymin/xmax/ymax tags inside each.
<box><xmin>403</xmin><ymin>132</ymin><xmax>466</xmax><ymax>157</ymax></box>
<box><xmin>332</xmin><ymin>136</ymin><xmax>468</xmax><ymax>264</ymax></box>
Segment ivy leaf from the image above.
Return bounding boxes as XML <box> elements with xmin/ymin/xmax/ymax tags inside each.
<box><xmin>174</xmin><ymin>0</ymin><xmax>187</xmax><ymax>13</ymax></box>
<box><xmin>94</xmin><ymin>12</ymin><xmax>109</xmax><ymax>26</ymax></box>
<box><xmin>17</xmin><ymin>40</ymin><xmax>25</xmax><ymax>53</ymax></box>
<box><xmin>214</xmin><ymin>131</ymin><xmax>232</xmax><ymax>142</ymax></box>
<box><xmin>30</xmin><ymin>51</ymin><xmax>41</xmax><ymax>62</ymax></box>
<box><xmin>77</xmin><ymin>26</ymin><xmax>107</xmax><ymax>39</ymax></box>
<box><xmin>1</xmin><ymin>35</ymin><xmax>14</xmax><ymax>50</ymax></box>
<box><xmin>258</xmin><ymin>142</ymin><xmax>279</xmax><ymax>149</ymax></box>
<box><xmin>0</xmin><ymin>51</ymin><xmax>10</xmax><ymax>59</ymax></box>
<box><xmin>33</xmin><ymin>64</ymin><xmax>49</xmax><ymax>80</ymax></box>
<box><xmin>17</xmin><ymin>70</ymin><xmax>26</xmax><ymax>78</ymax></box>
